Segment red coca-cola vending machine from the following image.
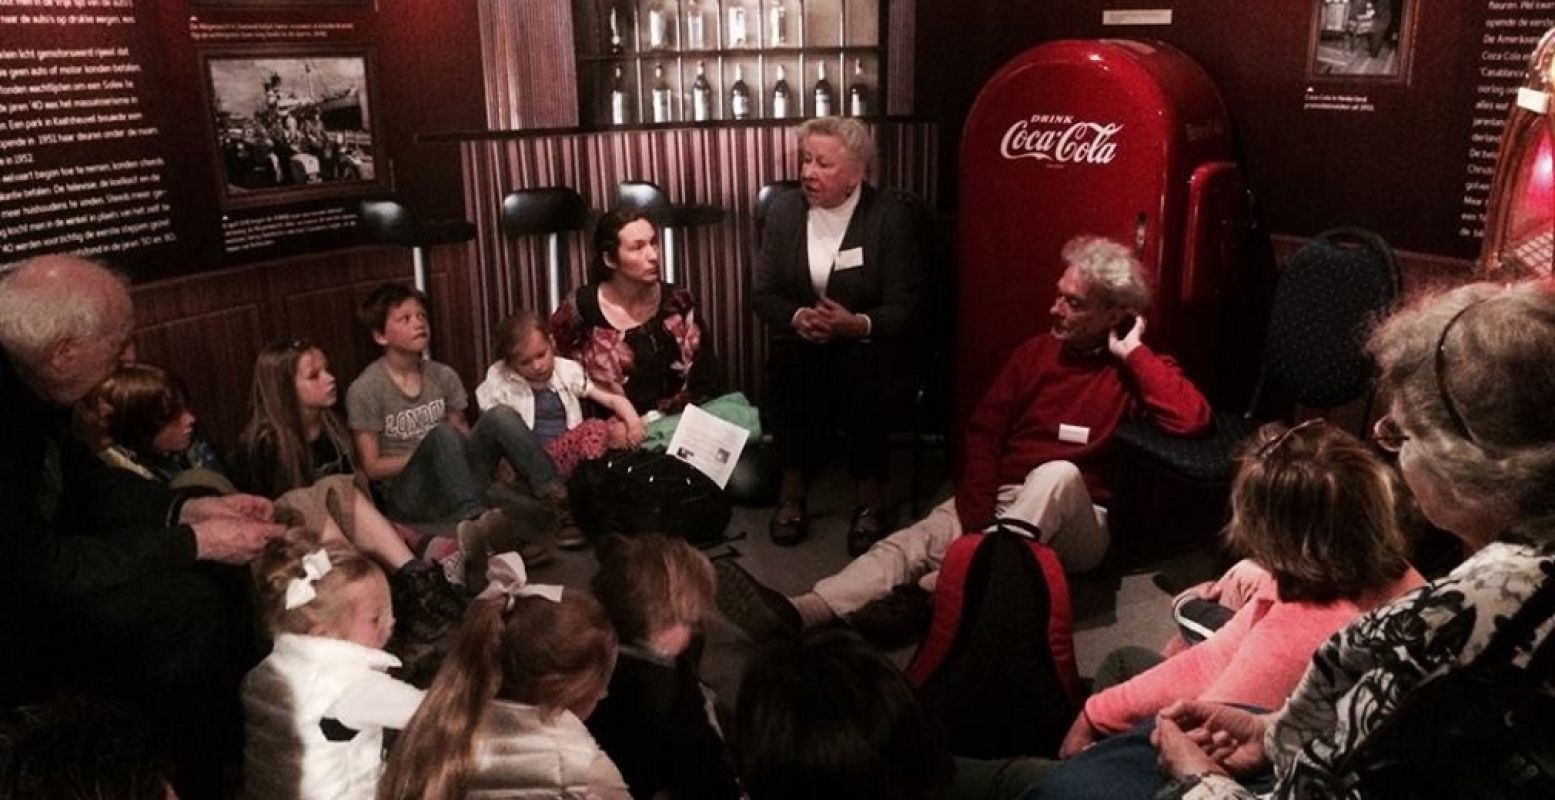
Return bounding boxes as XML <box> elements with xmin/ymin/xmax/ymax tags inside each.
<box><xmin>955</xmin><ymin>39</ymin><xmax>1245</xmax><ymax>435</ymax></box>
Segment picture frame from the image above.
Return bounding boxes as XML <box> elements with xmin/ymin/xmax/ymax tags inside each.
<box><xmin>1307</xmin><ymin>0</ymin><xmax>1415</xmax><ymax>82</ymax></box>
<box><xmin>199</xmin><ymin>45</ymin><xmax>388</xmax><ymax>209</ymax></box>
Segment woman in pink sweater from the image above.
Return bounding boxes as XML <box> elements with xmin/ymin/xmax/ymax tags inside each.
<box><xmin>1060</xmin><ymin>420</ymin><xmax>1424</xmax><ymax>754</ymax></box>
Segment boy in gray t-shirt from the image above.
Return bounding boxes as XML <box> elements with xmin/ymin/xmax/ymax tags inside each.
<box><xmin>346</xmin><ymin>284</ymin><xmax>554</xmax><ymax>576</ymax></box>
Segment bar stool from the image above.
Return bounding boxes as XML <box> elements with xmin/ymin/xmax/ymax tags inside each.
<box><xmin>615</xmin><ymin>180</ymin><xmax>726</xmax><ymax>285</ymax></box>
<box><xmin>500</xmin><ymin>187</ymin><xmax>589</xmax><ymax>313</ymax></box>
<box><xmin>754</xmin><ymin>179</ymin><xmax>800</xmax><ymax>240</ymax></box>
<box><xmin>357</xmin><ymin>200</ymin><xmax>476</xmax><ymax>295</ymax></box>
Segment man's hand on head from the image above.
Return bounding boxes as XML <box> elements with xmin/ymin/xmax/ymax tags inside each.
<box><xmin>1108</xmin><ymin>314</ymin><xmax>1146</xmax><ymax>359</ymax></box>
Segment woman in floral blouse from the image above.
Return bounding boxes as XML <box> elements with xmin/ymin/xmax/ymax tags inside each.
<box><xmin>550</xmin><ymin>208</ymin><xmax>724</xmax><ymax>418</ymax></box>
<box><xmin>1150</xmin><ymin>280</ymin><xmax>1555</xmax><ymax>799</ymax></box>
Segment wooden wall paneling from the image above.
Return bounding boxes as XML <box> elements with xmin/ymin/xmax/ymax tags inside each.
<box><xmin>479</xmin><ymin>0</ymin><xmax>579</xmax><ymax>131</ymax></box>
<box><xmin>125</xmin><ymin>244</ymin><xmax>482</xmax><ymax>454</ymax></box>
<box><xmin>132</xmin><ymin>304</ymin><xmax>265</xmax><ymax>456</ymax></box>
<box><xmin>887</xmin><ymin>0</ymin><xmax>914</xmax><ymax>115</ymax></box>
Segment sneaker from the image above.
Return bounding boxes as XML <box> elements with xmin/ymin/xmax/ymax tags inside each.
<box><xmin>542</xmin><ymin>487</ymin><xmax>588</xmax><ymax>550</ymax></box>
<box><xmin>458</xmin><ymin>507</ymin><xmax>554</xmax><ymax>592</ymax></box>
<box><xmin>714</xmin><ymin>559</ymin><xmax>801</xmax><ymax>641</ymax></box>
<box><xmin>844</xmin><ymin>583</ymin><xmax>932</xmax><ymax>650</ymax></box>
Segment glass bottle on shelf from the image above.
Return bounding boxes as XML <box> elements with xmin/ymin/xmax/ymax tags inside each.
<box><xmin>727</xmin><ymin>0</ymin><xmax>749</xmax><ymax>48</ymax></box>
<box><xmin>767</xmin><ymin>0</ymin><xmax>789</xmax><ymax>46</ymax></box>
<box><xmin>730</xmin><ymin>64</ymin><xmax>752</xmax><ymax>120</ymax></box>
<box><xmin>609</xmin><ymin>64</ymin><xmax>630</xmax><ymax>125</ymax></box>
<box><xmin>608</xmin><ymin>4</ymin><xmax>625</xmax><ymax>54</ymax></box>
<box><xmin>646</xmin><ymin>0</ymin><xmax>668</xmax><ymax>50</ymax></box>
<box><xmin>813</xmin><ymin>61</ymin><xmax>834</xmax><ymax>117</ymax></box>
<box><xmin>652</xmin><ymin>63</ymin><xmax>673</xmax><ymax>123</ymax></box>
<box><xmin>771</xmin><ymin>64</ymin><xmax>791</xmax><ymax>119</ymax></box>
<box><xmin>686</xmin><ymin>0</ymin><xmax>706</xmax><ymax>49</ymax></box>
<box><xmin>847</xmin><ymin>58</ymin><xmax>870</xmax><ymax>117</ymax></box>
<box><xmin>692</xmin><ymin>61</ymin><xmax>713</xmax><ymax>121</ymax></box>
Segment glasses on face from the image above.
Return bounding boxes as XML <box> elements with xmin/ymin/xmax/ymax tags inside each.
<box><xmin>1371</xmin><ymin>414</ymin><xmax>1410</xmax><ymax>453</ymax></box>
<box><xmin>1254</xmin><ymin>418</ymin><xmax>1324</xmax><ymax>460</ymax></box>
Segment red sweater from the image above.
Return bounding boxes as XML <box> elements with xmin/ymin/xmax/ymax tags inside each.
<box><xmin>954</xmin><ymin>334</ymin><xmax>1211</xmax><ymax>531</ymax></box>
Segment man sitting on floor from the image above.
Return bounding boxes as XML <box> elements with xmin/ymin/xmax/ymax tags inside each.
<box><xmin>719</xmin><ymin>235</ymin><xmax>1212</xmax><ymax>639</ymax></box>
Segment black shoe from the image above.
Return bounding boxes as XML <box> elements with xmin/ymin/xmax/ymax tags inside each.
<box><xmin>714</xmin><ymin>559</ymin><xmax>801</xmax><ymax>641</ymax></box>
<box><xmin>846</xmin><ymin>506</ymin><xmax>891</xmax><ymax>558</ymax></box>
<box><xmin>768</xmin><ymin>501</ymin><xmax>808</xmax><ymax>548</ymax></box>
<box><xmin>391</xmin><ymin>559</ymin><xmax>468</xmax><ymax>625</ymax></box>
<box><xmin>386</xmin><ymin>561</ymin><xmax>466</xmax><ymax>688</ymax></box>
<box><xmin>844</xmin><ymin>583</ymin><xmax>933</xmax><ymax>650</ymax></box>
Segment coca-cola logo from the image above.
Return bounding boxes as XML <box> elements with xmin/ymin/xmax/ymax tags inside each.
<box><xmin>999</xmin><ymin>115</ymin><xmax>1123</xmax><ymax>164</ymax></box>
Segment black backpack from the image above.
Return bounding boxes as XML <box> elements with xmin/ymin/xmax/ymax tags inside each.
<box><xmin>1341</xmin><ymin>565</ymin><xmax>1555</xmax><ymax>799</ymax></box>
<box><xmin>903</xmin><ymin>519</ymin><xmax>1082</xmax><ymax>758</ymax></box>
<box><xmin>567</xmin><ymin>450</ymin><xmax>732</xmax><ymax>546</ymax></box>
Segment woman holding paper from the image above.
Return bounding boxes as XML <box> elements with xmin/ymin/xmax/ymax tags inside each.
<box><xmin>551</xmin><ymin>207</ymin><xmax>762</xmax><ymax>496</ymax></box>
<box><xmin>751</xmin><ymin>116</ymin><xmax>924</xmax><ymax>553</ymax></box>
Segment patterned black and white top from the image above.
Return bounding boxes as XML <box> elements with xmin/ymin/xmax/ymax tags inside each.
<box><xmin>1175</xmin><ymin>540</ymin><xmax>1555</xmax><ymax>800</ymax></box>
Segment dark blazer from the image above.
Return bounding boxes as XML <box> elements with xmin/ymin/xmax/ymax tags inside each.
<box><xmin>751</xmin><ymin>183</ymin><xmax>923</xmax><ymax>341</ymax></box>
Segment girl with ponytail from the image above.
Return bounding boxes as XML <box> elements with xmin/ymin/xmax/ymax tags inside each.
<box><xmin>379</xmin><ymin>555</ymin><xmax>626</xmax><ymax>800</ymax></box>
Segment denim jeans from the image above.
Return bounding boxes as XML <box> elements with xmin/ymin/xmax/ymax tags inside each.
<box><xmin>381</xmin><ymin>423</ymin><xmax>486</xmax><ymax>522</ymax></box>
<box><xmin>468</xmin><ymin>405</ymin><xmax>560</xmax><ymax>495</ymax></box>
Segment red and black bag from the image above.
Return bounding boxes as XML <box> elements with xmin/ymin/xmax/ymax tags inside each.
<box><xmin>904</xmin><ymin>518</ymin><xmax>1083</xmax><ymax>758</ymax></box>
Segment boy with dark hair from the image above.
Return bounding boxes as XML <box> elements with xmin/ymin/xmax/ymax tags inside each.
<box><xmin>346</xmin><ymin>284</ymin><xmax>553</xmax><ymax>579</ymax></box>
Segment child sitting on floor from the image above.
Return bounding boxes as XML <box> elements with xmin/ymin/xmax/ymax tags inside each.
<box><xmin>586</xmin><ymin>534</ymin><xmax>739</xmax><ymax>799</ymax></box>
<box><xmin>379</xmin><ymin>554</ymin><xmax>628</xmax><ymax>800</ymax></box>
<box><xmin>243</xmin><ymin>532</ymin><xmax>424</xmax><ymax>800</ymax></box>
<box><xmin>80</xmin><ymin>362</ymin><xmax>233</xmax><ymax>494</ymax></box>
<box><xmin>476</xmin><ymin>311</ymin><xmax>645</xmax><ymax>548</ymax></box>
<box><xmin>343</xmin><ymin>285</ymin><xmax>552</xmax><ymax>579</ymax></box>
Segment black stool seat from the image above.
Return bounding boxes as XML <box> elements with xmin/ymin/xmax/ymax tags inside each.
<box><xmin>501</xmin><ymin>188</ymin><xmax>589</xmax><ymax>237</ymax></box>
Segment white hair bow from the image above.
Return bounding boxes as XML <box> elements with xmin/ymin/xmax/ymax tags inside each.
<box><xmin>283</xmin><ymin>549</ymin><xmax>334</xmax><ymax>611</ymax></box>
<box><xmin>477</xmin><ymin>552</ymin><xmax>563</xmax><ymax>611</ymax></box>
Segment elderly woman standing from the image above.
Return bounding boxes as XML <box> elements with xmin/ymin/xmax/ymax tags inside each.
<box><xmin>1152</xmin><ymin>280</ymin><xmax>1555</xmax><ymax>799</ymax></box>
<box><xmin>752</xmin><ymin>117</ymin><xmax>923</xmax><ymax>553</ymax></box>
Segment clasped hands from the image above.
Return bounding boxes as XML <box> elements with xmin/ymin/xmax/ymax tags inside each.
<box><xmin>793</xmin><ymin>297</ymin><xmax>868</xmax><ymax>343</ymax></box>
<box><xmin>1151</xmin><ymin>700</ymin><xmax>1272</xmax><ymax>783</ymax></box>
<box><xmin>180</xmin><ymin>494</ymin><xmax>286</xmax><ymax>565</ymax></box>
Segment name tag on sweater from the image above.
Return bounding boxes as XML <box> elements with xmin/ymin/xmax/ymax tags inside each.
<box><xmin>1058</xmin><ymin>424</ymin><xmax>1090</xmax><ymax>444</ymax></box>
<box><xmin>834</xmin><ymin>247</ymin><xmax>864</xmax><ymax>270</ymax></box>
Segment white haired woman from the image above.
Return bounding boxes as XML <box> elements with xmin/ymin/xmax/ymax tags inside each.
<box><xmin>751</xmin><ymin>116</ymin><xmax>924</xmax><ymax>554</ymax></box>
<box><xmin>1152</xmin><ymin>280</ymin><xmax>1555</xmax><ymax>799</ymax></box>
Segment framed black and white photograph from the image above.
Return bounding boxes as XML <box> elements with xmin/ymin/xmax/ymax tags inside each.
<box><xmin>200</xmin><ymin>46</ymin><xmax>387</xmax><ymax>209</ymax></box>
<box><xmin>1308</xmin><ymin>0</ymin><xmax>1414</xmax><ymax>81</ymax></box>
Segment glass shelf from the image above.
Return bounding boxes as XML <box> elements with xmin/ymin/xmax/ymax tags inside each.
<box><xmin>574</xmin><ymin>0</ymin><xmax>884</xmax><ymax>128</ymax></box>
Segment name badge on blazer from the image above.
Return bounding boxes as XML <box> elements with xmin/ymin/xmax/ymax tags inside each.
<box><xmin>833</xmin><ymin>247</ymin><xmax>864</xmax><ymax>271</ymax></box>
<box><xmin>1058</xmin><ymin>424</ymin><xmax>1090</xmax><ymax>445</ymax></box>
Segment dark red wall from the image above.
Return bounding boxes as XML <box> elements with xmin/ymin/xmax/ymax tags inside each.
<box><xmin>917</xmin><ymin>0</ymin><xmax>1487</xmax><ymax>260</ymax></box>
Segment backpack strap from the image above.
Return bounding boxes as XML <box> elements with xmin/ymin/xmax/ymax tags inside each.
<box><xmin>904</xmin><ymin>531</ymin><xmax>987</xmax><ymax>685</ymax></box>
<box><xmin>1022</xmin><ymin>534</ymin><xmax>1083</xmax><ymax>703</ymax></box>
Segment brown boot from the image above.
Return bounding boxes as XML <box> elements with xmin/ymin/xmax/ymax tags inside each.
<box><xmin>457</xmin><ymin>507</ymin><xmax>554</xmax><ymax>592</ymax></box>
<box><xmin>542</xmin><ymin>487</ymin><xmax>588</xmax><ymax>549</ymax></box>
